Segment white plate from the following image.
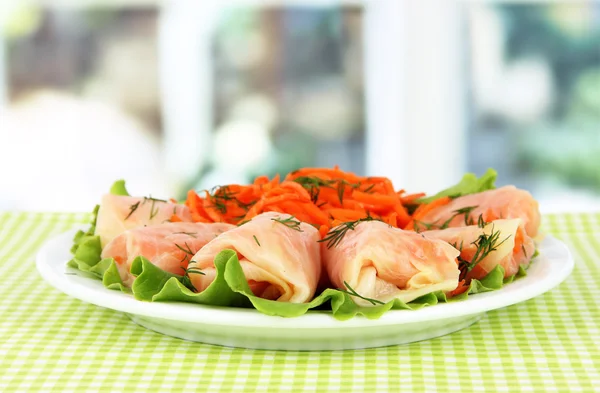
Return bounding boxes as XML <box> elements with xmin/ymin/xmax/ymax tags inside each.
<box><xmin>36</xmin><ymin>229</ymin><xmax>574</xmax><ymax>350</ymax></box>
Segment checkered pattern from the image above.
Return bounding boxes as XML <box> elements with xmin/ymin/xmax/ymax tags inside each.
<box><xmin>0</xmin><ymin>212</ymin><xmax>598</xmax><ymax>392</ymax></box>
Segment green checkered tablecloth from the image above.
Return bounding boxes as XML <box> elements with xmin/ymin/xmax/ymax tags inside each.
<box><xmin>0</xmin><ymin>212</ymin><xmax>598</xmax><ymax>392</ymax></box>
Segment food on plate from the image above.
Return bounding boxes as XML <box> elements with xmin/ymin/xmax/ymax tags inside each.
<box><xmin>95</xmin><ymin>194</ymin><xmax>192</xmax><ymax>247</ymax></box>
<box><xmin>185</xmin><ymin>167</ymin><xmax>415</xmax><ymax>232</ymax></box>
<box><xmin>188</xmin><ymin>212</ymin><xmax>321</xmax><ymax>303</ymax></box>
<box><xmin>67</xmin><ymin>167</ymin><xmax>542</xmax><ymax>319</ymax></box>
<box><xmin>423</xmin><ymin>219</ymin><xmax>535</xmax><ymax>283</ymax></box>
<box><xmin>101</xmin><ymin>222</ymin><xmax>233</xmax><ymax>286</ymax></box>
<box><xmin>407</xmin><ymin>186</ymin><xmax>541</xmax><ymax>237</ymax></box>
<box><xmin>321</xmin><ymin>219</ymin><xmax>460</xmax><ymax>305</ymax></box>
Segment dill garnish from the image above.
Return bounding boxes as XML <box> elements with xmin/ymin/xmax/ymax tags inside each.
<box><xmin>173</xmin><ymin>231</ymin><xmax>197</xmax><ymax>238</ymax></box>
<box><xmin>414</xmin><ymin>205</ymin><xmax>479</xmax><ymax>231</ymax></box>
<box><xmin>144</xmin><ymin>196</ymin><xmax>168</xmax><ymax>203</ymax></box>
<box><xmin>468</xmin><ymin>226</ymin><xmax>511</xmax><ymax>271</ymax></box>
<box><xmin>180</xmin><ymin>264</ymin><xmax>205</xmax><ymax>291</ymax></box>
<box><xmin>253</xmin><ymin>235</ymin><xmax>261</xmax><ymax>247</ymax></box>
<box><xmin>272</xmin><ymin>216</ymin><xmax>303</xmax><ymax>232</ymax></box>
<box><xmin>339</xmin><ymin>281</ymin><xmax>385</xmax><ymax>305</ymax></box>
<box><xmin>292</xmin><ymin>176</ymin><xmax>335</xmax><ymax>204</ymax></box>
<box><xmin>413</xmin><ymin>220</ymin><xmax>437</xmax><ymax>233</ymax></box>
<box><xmin>175</xmin><ymin>242</ymin><xmax>195</xmax><ymax>256</ymax></box>
<box><xmin>319</xmin><ymin>216</ymin><xmax>377</xmax><ymax>248</ymax></box>
<box><xmin>455</xmin><ymin>224</ymin><xmax>511</xmax><ymax>280</ymax></box>
<box><xmin>124</xmin><ymin>201</ymin><xmax>141</xmax><ymax>220</ymax></box>
<box><xmin>237</xmin><ymin>219</ymin><xmax>251</xmax><ymax>227</ymax></box>
<box><xmin>150</xmin><ymin>199</ymin><xmax>159</xmax><ymax>219</ymax></box>
<box><xmin>205</xmin><ymin>185</ymin><xmax>257</xmax><ymax>214</ymax></box>
<box><xmin>337</xmin><ymin>181</ymin><xmax>346</xmax><ymax>204</ymax></box>
<box><xmin>363</xmin><ymin>184</ymin><xmax>376</xmax><ymax>193</ymax></box>
<box><xmin>293</xmin><ymin>176</ymin><xmax>335</xmax><ymax>188</ymax></box>
<box><xmin>477</xmin><ymin>214</ymin><xmax>486</xmax><ymax>228</ymax></box>
<box><xmin>440</xmin><ymin>205</ymin><xmax>478</xmax><ymax>229</ymax></box>
<box><xmin>208</xmin><ymin>185</ymin><xmax>238</xmax><ymax>214</ymax></box>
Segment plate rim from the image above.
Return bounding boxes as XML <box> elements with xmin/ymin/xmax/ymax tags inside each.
<box><xmin>36</xmin><ymin>229</ymin><xmax>574</xmax><ymax>329</ymax></box>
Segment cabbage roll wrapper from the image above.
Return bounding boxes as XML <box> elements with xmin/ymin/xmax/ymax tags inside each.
<box><xmin>415</xmin><ymin>186</ymin><xmax>541</xmax><ymax>237</ymax></box>
<box><xmin>322</xmin><ymin>221</ymin><xmax>460</xmax><ymax>306</ymax></box>
<box><xmin>102</xmin><ymin>222</ymin><xmax>233</xmax><ymax>286</ymax></box>
<box><xmin>95</xmin><ymin>194</ymin><xmax>193</xmax><ymax>247</ymax></box>
<box><xmin>423</xmin><ymin>219</ymin><xmax>534</xmax><ymax>280</ymax></box>
<box><xmin>188</xmin><ymin>212</ymin><xmax>321</xmax><ymax>303</ymax></box>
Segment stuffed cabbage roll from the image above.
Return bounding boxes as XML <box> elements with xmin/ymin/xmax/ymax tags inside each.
<box><xmin>102</xmin><ymin>222</ymin><xmax>233</xmax><ymax>286</ymax></box>
<box><xmin>423</xmin><ymin>219</ymin><xmax>534</xmax><ymax>280</ymax></box>
<box><xmin>95</xmin><ymin>194</ymin><xmax>193</xmax><ymax>247</ymax></box>
<box><xmin>414</xmin><ymin>186</ymin><xmax>541</xmax><ymax>237</ymax></box>
<box><xmin>188</xmin><ymin>212</ymin><xmax>321</xmax><ymax>303</ymax></box>
<box><xmin>322</xmin><ymin>220</ymin><xmax>460</xmax><ymax>306</ymax></box>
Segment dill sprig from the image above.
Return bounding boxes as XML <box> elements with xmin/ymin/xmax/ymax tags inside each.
<box><xmin>469</xmin><ymin>226</ymin><xmax>511</xmax><ymax>271</ymax></box>
<box><xmin>413</xmin><ymin>220</ymin><xmax>437</xmax><ymax>233</ymax></box>
<box><xmin>477</xmin><ymin>214</ymin><xmax>486</xmax><ymax>228</ymax></box>
<box><xmin>124</xmin><ymin>201</ymin><xmax>141</xmax><ymax>220</ymax></box>
<box><xmin>208</xmin><ymin>186</ymin><xmax>238</xmax><ymax>214</ymax></box>
<box><xmin>149</xmin><ymin>198</ymin><xmax>159</xmax><ymax>219</ymax></box>
<box><xmin>174</xmin><ymin>242</ymin><xmax>195</xmax><ymax>257</ymax></box>
<box><xmin>179</xmin><ymin>264</ymin><xmax>205</xmax><ymax>292</ymax></box>
<box><xmin>173</xmin><ymin>231</ymin><xmax>197</xmax><ymax>238</ymax></box>
<box><xmin>253</xmin><ymin>235</ymin><xmax>261</xmax><ymax>247</ymax></box>
<box><xmin>272</xmin><ymin>216</ymin><xmax>303</xmax><ymax>231</ymax></box>
<box><xmin>413</xmin><ymin>205</ymin><xmax>479</xmax><ymax>232</ymax></box>
<box><xmin>292</xmin><ymin>176</ymin><xmax>335</xmax><ymax>204</ymax></box>
<box><xmin>271</xmin><ymin>216</ymin><xmax>303</xmax><ymax>232</ymax></box>
<box><xmin>456</xmin><ymin>224</ymin><xmax>511</xmax><ymax>280</ymax></box>
<box><xmin>293</xmin><ymin>176</ymin><xmax>335</xmax><ymax>188</ymax></box>
<box><xmin>319</xmin><ymin>216</ymin><xmax>377</xmax><ymax>248</ymax></box>
<box><xmin>128</xmin><ymin>196</ymin><xmax>167</xmax><ymax>220</ymax></box>
<box><xmin>337</xmin><ymin>180</ymin><xmax>362</xmax><ymax>204</ymax></box>
<box><xmin>206</xmin><ymin>185</ymin><xmax>257</xmax><ymax>214</ymax></box>
<box><xmin>237</xmin><ymin>219</ymin><xmax>251</xmax><ymax>227</ymax></box>
<box><xmin>337</xmin><ymin>181</ymin><xmax>346</xmax><ymax>204</ymax></box>
<box><xmin>440</xmin><ymin>205</ymin><xmax>478</xmax><ymax>229</ymax></box>
<box><xmin>339</xmin><ymin>281</ymin><xmax>385</xmax><ymax>305</ymax></box>
<box><xmin>144</xmin><ymin>196</ymin><xmax>168</xmax><ymax>203</ymax></box>
<box><xmin>363</xmin><ymin>184</ymin><xmax>376</xmax><ymax>193</ymax></box>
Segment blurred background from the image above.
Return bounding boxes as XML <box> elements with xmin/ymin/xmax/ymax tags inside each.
<box><xmin>1</xmin><ymin>0</ymin><xmax>599</xmax><ymax>212</ymax></box>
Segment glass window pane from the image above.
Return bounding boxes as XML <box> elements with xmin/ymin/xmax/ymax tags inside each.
<box><xmin>198</xmin><ymin>6</ymin><xmax>365</xmax><ymax>190</ymax></box>
<box><xmin>467</xmin><ymin>3</ymin><xmax>600</xmax><ymax>208</ymax></box>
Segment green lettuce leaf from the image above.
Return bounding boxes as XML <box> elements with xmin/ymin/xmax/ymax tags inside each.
<box><xmin>68</xmin><ymin>179</ymin><xmax>130</xmax><ymax>264</ymax></box>
<box><xmin>65</xmin><ymin>177</ymin><xmax>527</xmax><ymax>320</ymax></box>
<box><xmin>418</xmin><ymin>168</ymin><xmax>497</xmax><ymax>204</ymax></box>
<box><xmin>75</xmin><ymin>249</ymin><xmax>526</xmax><ymax>321</ymax></box>
<box><xmin>109</xmin><ymin>179</ymin><xmax>130</xmax><ymax>196</ymax></box>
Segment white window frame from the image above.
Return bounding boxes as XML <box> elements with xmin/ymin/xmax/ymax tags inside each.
<box><xmin>158</xmin><ymin>0</ymin><xmax>466</xmax><ymax>193</ymax></box>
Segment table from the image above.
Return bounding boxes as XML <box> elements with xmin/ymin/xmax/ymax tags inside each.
<box><xmin>0</xmin><ymin>212</ymin><xmax>598</xmax><ymax>392</ymax></box>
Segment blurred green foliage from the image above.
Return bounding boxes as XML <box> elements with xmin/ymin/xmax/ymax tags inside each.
<box><xmin>501</xmin><ymin>5</ymin><xmax>600</xmax><ymax>189</ymax></box>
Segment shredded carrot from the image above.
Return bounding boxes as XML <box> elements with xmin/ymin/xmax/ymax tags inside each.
<box><xmin>400</xmin><ymin>192</ymin><xmax>426</xmax><ymax>204</ymax></box>
<box><xmin>449</xmin><ymin>279</ymin><xmax>469</xmax><ymax>297</ymax></box>
<box><xmin>183</xmin><ymin>166</ymin><xmax>443</xmax><ymax>232</ymax></box>
<box><xmin>170</xmin><ymin>214</ymin><xmax>183</xmax><ymax>222</ymax></box>
<box><xmin>405</xmin><ymin>196</ymin><xmax>452</xmax><ymax>230</ymax></box>
<box><xmin>318</xmin><ymin>225</ymin><xmax>330</xmax><ymax>239</ymax></box>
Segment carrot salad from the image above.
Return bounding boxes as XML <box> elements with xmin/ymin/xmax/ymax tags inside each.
<box><xmin>183</xmin><ymin>166</ymin><xmax>426</xmax><ymax>236</ymax></box>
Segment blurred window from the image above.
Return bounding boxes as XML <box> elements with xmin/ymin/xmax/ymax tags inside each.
<box><xmin>2</xmin><ymin>1</ymin><xmax>600</xmax><ymax>212</ymax></box>
<box><xmin>467</xmin><ymin>3</ymin><xmax>600</xmax><ymax>208</ymax></box>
